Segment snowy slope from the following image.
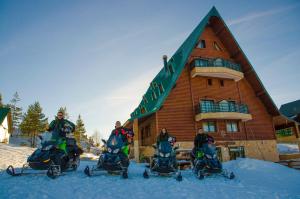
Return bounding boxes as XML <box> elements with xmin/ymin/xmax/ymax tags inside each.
<box><xmin>0</xmin><ymin>144</ymin><xmax>300</xmax><ymax>199</ymax></box>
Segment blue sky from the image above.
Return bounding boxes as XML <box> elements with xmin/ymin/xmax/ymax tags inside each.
<box><xmin>1</xmin><ymin>0</ymin><xmax>300</xmax><ymax>138</ymax></box>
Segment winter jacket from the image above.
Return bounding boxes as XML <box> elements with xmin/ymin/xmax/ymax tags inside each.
<box><xmin>156</xmin><ymin>132</ymin><xmax>175</xmax><ymax>146</ymax></box>
<box><xmin>48</xmin><ymin>118</ymin><xmax>75</xmax><ymax>137</ymax></box>
<box><xmin>193</xmin><ymin>134</ymin><xmax>214</xmax><ymax>148</ymax></box>
<box><xmin>110</xmin><ymin>127</ymin><xmax>133</xmax><ymax>145</ymax></box>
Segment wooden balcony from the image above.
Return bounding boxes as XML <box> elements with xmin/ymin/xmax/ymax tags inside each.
<box><xmin>195</xmin><ymin>101</ymin><xmax>252</xmax><ymax>122</ymax></box>
<box><xmin>190</xmin><ymin>58</ymin><xmax>244</xmax><ymax>81</ymax></box>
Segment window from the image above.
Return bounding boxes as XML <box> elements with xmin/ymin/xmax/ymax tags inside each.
<box><xmin>220</xmin><ymin>80</ymin><xmax>224</xmax><ymax>87</ymax></box>
<box><xmin>203</xmin><ymin>121</ymin><xmax>216</xmax><ymax>133</ymax></box>
<box><xmin>197</xmin><ymin>40</ymin><xmax>206</xmax><ymax>48</ymax></box>
<box><xmin>158</xmin><ymin>83</ymin><xmax>164</xmax><ymax>95</ymax></box>
<box><xmin>151</xmin><ymin>91</ymin><xmax>157</xmax><ymax>100</ymax></box>
<box><xmin>207</xmin><ymin>79</ymin><xmax>212</xmax><ymax>86</ymax></box>
<box><xmin>140</xmin><ymin>107</ymin><xmax>146</xmax><ymax>114</ymax></box>
<box><xmin>219</xmin><ymin>100</ymin><xmax>236</xmax><ymax>112</ymax></box>
<box><xmin>200</xmin><ymin>100</ymin><xmax>214</xmax><ymax>113</ymax></box>
<box><xmin>213</xmin><ymin>41</ymin><xmax>222</xmax><ymax>51</ymax></box>
<box><xmin>214</xmin><ymin>58</ymin><xmax>223</xmax><ymax>66</ymax></box>
<box><xmin>226</xmin><ymin>121</ymin><xmax>239</xmax><ymax>132</ymax></box>
<box><xmin>143</xmin><ymin>96</ymin><xmax>148</xmax><ymax>104</ymax></box>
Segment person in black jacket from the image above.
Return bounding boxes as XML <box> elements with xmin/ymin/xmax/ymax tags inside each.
<box><xmin>191</xmin><ymin>128</ymin><xmax>214</xmax><ymax>165</ymax></box>
<box><xmin>156</xmin><ymin>128</ymin><xmax>175</xmax><ymax>146</ymax></box>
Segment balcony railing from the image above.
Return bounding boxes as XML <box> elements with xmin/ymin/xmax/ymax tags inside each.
<box><xmin>191</xmin><ymin>58</ymin><xmax>242</xmax><ymax>72</ymax></box>
<box><xmin>198</xmin><ymin>102</ymin><xmax>249</xmax><ymax>114</ymax></box>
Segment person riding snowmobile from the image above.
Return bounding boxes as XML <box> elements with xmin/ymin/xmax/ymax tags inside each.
<box><xmin>191</xmin><ymin>128</ymin><xmax>215</xmax><ymax>165</ymax></box>
<box><xmin>156</xmin><ymin>128</ymin><xmax>176</xmax><ymax>147</ymax></box>
<box><xmin>48</xmin><ymin>111</ymin><xmax>76</xmax><ymax>154</ymax></box>
<box><xmin>107</xmin><ymin>121</ymin><xmax>134</xmax><ymax>168</ymax></box>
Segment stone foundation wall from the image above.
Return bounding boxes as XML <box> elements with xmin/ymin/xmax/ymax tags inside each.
<box><xmin>138</xmin><ymin>139</ymin><xmax>279</xmax><ymax>162</ymax></box>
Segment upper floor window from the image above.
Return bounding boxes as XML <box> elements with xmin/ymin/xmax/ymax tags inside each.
<box><xmin>200</xmin><ymin>100</ymin><xmax>214</xmax><ymax>113</ymax></box>
<box><xmin>197</xmin><ymin>40</ymin><xmax>206</xmax><ymax>48</ymax></box>
<box><xmin>220</xmin><ymin>79</ymin><xmax>224</xmax><ymax>87</ymax></box>
<box><xmin>207</xmin><ymin>79</ymin><xmax>213</xmax><ymax>86</ymax></box>
<box><xmin>219</xmin><ymin>100</ymin><xmax>236</xmax><ymax>112</ymax></box>
<box><xmin>203</xmin><ymin>121</ymin><xmax>217</xmax><ymax>133</ymax></box>
<box><xmin>213</xmin><ymin>41</ymin><xmax>222</xmax><ymax>51</ymax></box>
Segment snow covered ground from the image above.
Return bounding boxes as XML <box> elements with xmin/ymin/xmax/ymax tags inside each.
<box><xmin>277</xmin><ymin>143</ymin><xmax>300</xmax><ymax>154</ymax></box>
<box><xmin>1</xmin><ymin>144</ymin><xmax>300</xmax><ymax>199</ymax></box>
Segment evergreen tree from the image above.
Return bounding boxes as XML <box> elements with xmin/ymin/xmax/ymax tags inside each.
<box><xmin>74</xmin><ymin>115</ymin><xmax>86</xmax><ymax>144</ymax></box>
<box><xmin>20</xmin><ymin>102</ymin><xmax>48</xmax><ymax>147</ymax></box>
<box><xmin>0</xmin><ymin>93</ymin><xmax>3</xmax><ymax>107</ymax></box>
<box><xmin>58</xmin><ymin>106</ymin><xmax>69</xmax><ymax>119</ymax></box>
<box><xmin>75</xmin><ymin>115</ymin><xmax>86</xmax><ymax>137</ymax></box>
<box><xmin>9</xmin><ymin>92</ymin><xmax>23</xmax><ymax>130</ymax></box>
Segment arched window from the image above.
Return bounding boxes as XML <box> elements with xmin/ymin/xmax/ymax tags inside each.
<box><xmin>214</xmin><ymin>58</ymin><xmax>223</xmax><ymax>66</ymax></box>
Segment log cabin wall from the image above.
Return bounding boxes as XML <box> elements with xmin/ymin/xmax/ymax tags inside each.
<box><xmin>153</xmin><ymin>24</ymin><xmax>275</xmax><ymax>142</ymax></box>
<box><xmin>157</xmin><ymin>66</ymin><xmax>196</xmax><ymax>141</ymax></box>
<box><xmin>138</xmin><ymin>114</ymin><xmax>157</xmax><ymax>146</ymax></box>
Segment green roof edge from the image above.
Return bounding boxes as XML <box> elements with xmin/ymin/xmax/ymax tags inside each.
<box><xmin>130</xmin><ymin>6</ymin><xmax>279</xmax><ymax>121</ymax></box>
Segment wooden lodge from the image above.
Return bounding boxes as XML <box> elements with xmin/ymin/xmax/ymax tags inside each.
<box><xmin>124</xmin><ymin>7</ymin><xmax>281</xmax><ymax>163</ymax></box>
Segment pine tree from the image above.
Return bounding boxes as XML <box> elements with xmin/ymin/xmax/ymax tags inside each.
<box><xmin>0</xmin><ymin>93</ymin><xmax>3</xmax><ymax>107</ymax></box>
<box><xmin>9</xmin><ymin>92</ymin><xmax>23</xmax><ymax>130</ymax></box>
<box><xmin>20</xmin><ymin>102</ymin><xmax>48</xmax><ymax>147</ymax></box>
<box><xmin>58</xmin><ymin>106</ymin><xmax>69</xmax><ymax>119</ymax></box>
<box><xmin>74</xmin><ymin>114</ymin><xmax>86</xmax><ymax>144</ymax></box>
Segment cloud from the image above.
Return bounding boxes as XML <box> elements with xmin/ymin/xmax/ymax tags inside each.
<box><xmin>228</xmin><ymin>4</ymin><xmax>299</xmax><ymax>26</ymax></box>
<box><xmin>70</xmin><ymin>67</ymin><xmax>159</xmax><ymax>138</ymax></box>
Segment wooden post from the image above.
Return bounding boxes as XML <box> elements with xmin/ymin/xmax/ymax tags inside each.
<box><xmin>133</xmin><ymin>119</ymin><xmax>139</xmax><ymax>163</ymax></box>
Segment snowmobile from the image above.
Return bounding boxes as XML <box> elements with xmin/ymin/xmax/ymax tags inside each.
<box><xmin>143</xmin><ymin>140</ymin><xmax>182</xmax><ymax>181</ymax></box>
<box><xmin>6</xmin><ymin>127</ymin><xmax>82</xmax><ymax>179</ymax></box>
<box><xmin>192</xmin><ymin>143</ymin><xmax>234</xmax><ymax>180</ymax></box>
<box><xmin>84</xmin><ymin>133</ymin><xmax>129</xmax><ymax>179</ymax></box>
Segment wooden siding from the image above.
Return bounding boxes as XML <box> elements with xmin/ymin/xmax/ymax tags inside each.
<box><xmin>140</xmin><ymin>24</ymin><xmax>276</xmax><ymax>143</ymax></box>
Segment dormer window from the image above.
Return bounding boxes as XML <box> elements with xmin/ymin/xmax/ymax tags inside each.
<box><xmin>197</xmin><ymin>40</ymin><xmax>206</xmax><ymax>48</ymax></box>
<box><xmin>158</xmin><ymin>83</ymin><xmax>164</xmax><ymax>95</ymax></box>
<box><xmin>151</xmin><ymin>91</ymin><xmax>157</xmax><ymax>100</ymax></box>
<box><xmin>168</xmin><ymin>65</ymin><xmax>174</xmax><ymax>74</ymax></box>
<box><xmin>143</xmin><ymin>96</ymin><xmax>148</xmax><ymax>104</ymax></box>
<box><xmin>140</xmin><ymin>107</ymin><xmax>146</xmax><ymax>114</ymax></box>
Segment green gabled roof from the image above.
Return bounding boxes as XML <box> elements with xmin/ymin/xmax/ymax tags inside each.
<box><xmin>280</xmin><ymin>100</ymin><xmax>300</xmax><ymax>118</ymax></box>
<box><xmin>130</xmin><ymin>7</ymin><xmax>220</xmax><ymax>120</ymax></box>
<box><xmin>0</xmin><ymin>107</ymin><xmax>10</xmax><ymax>124</ymax></box>
<box><xmin>130</xmin><ymin>6</ymin><xmax>279</xmax><ymax>120</ymax></box>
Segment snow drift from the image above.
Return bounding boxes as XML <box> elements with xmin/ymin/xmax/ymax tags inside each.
<box><xmin>0</xmin><ymin>144</ymin><xmax>299</xmax><ymax>199</ymax></box>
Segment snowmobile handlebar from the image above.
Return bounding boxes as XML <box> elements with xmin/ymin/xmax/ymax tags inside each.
<box><xmin>101</xmin><ymin>139</ymin><xmax>107</xmax><ymax>145</ymax></box>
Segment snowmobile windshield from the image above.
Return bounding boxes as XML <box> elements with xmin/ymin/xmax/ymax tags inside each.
<box><xmin>158</xmin><ymin>141</ymin><xmax>172</xmax><ymax>154</ymax></box>
<box><xmin>107</xmin><ymin>134</ymin><xmax>124</xmax><ymax>149</ymax></box>
<box><xmin>202</xmin><ymin>143</ymin><xmax>217</xmax><ymax>156</ymax></box>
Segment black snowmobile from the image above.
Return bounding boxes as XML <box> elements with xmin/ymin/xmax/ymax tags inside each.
<box><xmin>193</xmin><ymin>143</ymin><xmax>234</xmax><ymax>180</ymax></box>
<box><xmin>6</xmin><ymin>128</ymin><xmax>82</xmax><ymax>179</ymax></box>
<box><xmin>143</xmin><ymin>140</ymin><xmax>182</xmax><ymax>181</ymax></box>
<box><xmin>84</xmin><ymin>133</ymin><xmax>129</xmax><ymax>179</ymax></box>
